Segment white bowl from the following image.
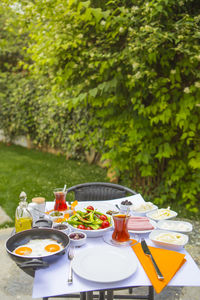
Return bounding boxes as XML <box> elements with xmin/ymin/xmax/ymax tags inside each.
<box><xmin>68</xmin><ymin>207</ymin><xmax>113</xmax><ymax>237</ymax></box>
<box><xmin>52</xmin><ymin>222</ymin><xmax>70</xmax><ymax>235</ymax></box>
<box><xmin>68</xmin><ymin>223</ymin><xmax>113</xmax><ymax>238</ymax></box>
<box><xmin>146</xmin><ymin>208</ymin><xmax>177</xmax><ymax>221</ymax></box>
<box><xmin>68</xmin><ymin>231</ymin><xmax>87</xmax><ymax>247</ymax></box>
<box><xmin>119</xmin><ymin>199</ymin><xmax>133</xmax><ymax>211</ymax></box>
<box><xmin>149</xmin><ymin>229</ymin><xmax>188</xmax><ymax>250</ymax></box>
<box><xmin>48</xmin><ymin>211</ymin><xmax>64</xmax><ymax>222</ymax></box>
<box><xmin>75</xmin><ymin>202</ymin><xmax>116</xmax><ymax>214</ymax></box>
<box><xmin>131</xmin><ymin>202</ymin><xmax>158</xmax><ymax>216</ymax></box>
<box><xmin>157</xmin><ymin>220</ymin><xmax>193</xmax><ymax>233</ymax></box>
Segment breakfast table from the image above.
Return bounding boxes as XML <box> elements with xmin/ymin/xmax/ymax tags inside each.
<box><xmin>32</xmin><ymin>195</ymin><xmax>200</xmax><ymax>299</ymax></box>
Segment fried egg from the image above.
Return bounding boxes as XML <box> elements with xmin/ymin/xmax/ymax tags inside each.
<box><xmin>13</xmin><ymin>238</ymin><xmax>64</xmax><ymax>257</ymax></box>
<box><xmin>15</xmin><ymin>246</ymin><xmax>32</xmax><ymax>256</ymax></box>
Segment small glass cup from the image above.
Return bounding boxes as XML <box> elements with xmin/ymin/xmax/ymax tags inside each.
<box><xmin>112</xmin><ymin>213</ymin><xmax>130</xmax><ymax>244</ymax></box>
<box><xmin>53</xmin><ymin>188</ymin><xmax>68</xmax><ymax>211</ymax></box>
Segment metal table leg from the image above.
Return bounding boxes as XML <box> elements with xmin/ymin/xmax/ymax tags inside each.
<box><xmin>87</xmin><ymin>291</ymin><xmax>93</xmax><ymax>300</ymax></box>
<box><xmin>99</xmin><ymin>291</ymin><xmax>105</xmax><ymax>300</ymax></box>
<box><xmin>107</xmin><ymin>289</ymin><xmax>113</xmax><ymax>300</ymax></box>
<box><xmin>148</xmin><ymin>286</ymin><xmax>154</xmax><ymax>300</ymax></box>
<box><xmin>80</xmin><ymin>292</ymin><xmax>87</xmax><ymax>300</ymax></box>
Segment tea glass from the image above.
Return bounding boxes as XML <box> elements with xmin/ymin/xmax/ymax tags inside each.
<box><xmin>53</xmin><ymin>188</ymin><xmax>68</xmax><ymax>211</ymax></box>
<box><xmin>112</xmin><ymin>213</ymin><xmax>130</xmax><ymax>244</ymax></box>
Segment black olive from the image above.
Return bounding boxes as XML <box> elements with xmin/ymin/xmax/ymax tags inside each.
<box><xmin>121</xmin><ymin>200</ymin><xmax>132</xmax><ymax>205</ymax></box>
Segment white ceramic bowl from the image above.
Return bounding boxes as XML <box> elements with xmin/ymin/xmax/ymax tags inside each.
<box><xmin>75</xmin><ymin>202</ymin><xmax>116</xmax><ymax>214</ymax></box>
<box><xmin>146</xmin><ymin>208</ymin><xmax>177</xmax><ymax>221</ymax></box>
<box><xmin>149</xmin><ymin>229</ymin><xmax>188</xmax><ymax>250</ymax></box>
<box><xmin>119</xmin><ymin>199</ymin><xmax>133</xmax><ymax>211</ymax></box>
<box><xmin>156</xmin><ymin>220</ymin><xmax>193</xmax><ymax>233</ymax></box>
<box><xmin>48</xmin><ymin>211</ymin><xmax>64</xmax><ymax>222</ymax></box>
<box><xmin>52</xmin><ymin>222</ymin><xmax>70</xmax><ymax>235</ymax></box>
<box><xmin>131</xmin><ymin>202</ymin><xmax>158</xmax><ymax>216</ymax></box>
<box><xmin>68</xmin><ymin>223</ymin><xmax>113</xmax><ymax>238</ymax></box>
<box><xmin>68</xmin><ymin>231</ymin><xmax>87</xmax><ymax>247</ymax></box>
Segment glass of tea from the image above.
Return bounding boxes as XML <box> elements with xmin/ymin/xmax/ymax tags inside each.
<box><xmin>112</xmin><ymin>213</ymin><xmax>130</xmax><ymax>244</ymax></box>
<box><xmin>53</xmin><ymin>188</ymin><xmax>68</xmax><ymax>211</ymax></box>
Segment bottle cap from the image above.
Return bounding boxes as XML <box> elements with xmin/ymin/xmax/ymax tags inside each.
<box><xmin>32</xmin><ymin>197</ymin><xmax>45</xmax><ymax>204</ymax></box>
<box><xmin>19</xmin><ymin>191</ymin><xmax>27</xmax><ymax>202</ymax></box>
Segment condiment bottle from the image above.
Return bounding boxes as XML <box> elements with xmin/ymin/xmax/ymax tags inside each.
<box><xmin>15</xmin><ymin>191</ymin><xmax>33</xmax><ymax>233</ymax></box>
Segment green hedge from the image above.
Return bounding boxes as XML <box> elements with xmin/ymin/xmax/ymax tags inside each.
<box><xmin>1</xmin><ymin>0</ymin><xmax>200</xmax><ymax>212</ymax></box>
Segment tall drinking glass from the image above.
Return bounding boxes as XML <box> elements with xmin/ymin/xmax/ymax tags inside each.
<box><xmin>54</xmin><ymin>188</ymin><xmax>68</xmax><ymax>211</ymax></box>
<box><xmin>112</xmin><ymin>214</ymin><xmax>130</xmax><ymax>244</ymax></box>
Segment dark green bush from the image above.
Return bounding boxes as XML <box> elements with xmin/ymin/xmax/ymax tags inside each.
<box><xmin>1</xmin><ymin>0</ymin><xmax>200</xmax><ymax>212</ymax></box>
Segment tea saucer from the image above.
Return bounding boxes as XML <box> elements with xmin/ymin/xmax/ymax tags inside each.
<box><xmin>103</xmin><ymin>231</ymin><xmax>139</xmax><ymax>247</ymax></box>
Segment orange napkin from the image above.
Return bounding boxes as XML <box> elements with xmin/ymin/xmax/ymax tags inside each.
<box><xmin>130</xmin><ymin>239</ymin><xmax>186</xmax><ymax>294</ymax></box>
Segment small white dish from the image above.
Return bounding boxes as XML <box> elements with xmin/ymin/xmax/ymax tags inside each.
<box><xmin>119</xmin><ymin>199</ymin><xmax>133</xmax><ymax>211</ymax></box>
<box><xmin>68</xmin><ymin>231</ymin><xmax>87</xmax><ymax>247</ymax></box>
<box><xmin>149</xmin><ymin>229</ymin><xmax>188</xmax><ymax>250</ymax></box>
<box><xmin>48</xmin><ymin>211</ymin><xmax>64</xmax><ymax>222</ymax></box>
<box><xmin>52</xmin><ymin>222</ymin><xmax>70</xmax><ymax>235</ymax></box>
<box><xmin>157</xmin><ymin>220</ymin><xmax>193</xmax><ymax>233</ymax></box>
<box><xmin>146</xmin><ymin>208</ymin><xmax>177</xmax><ymax>221</ymax></box>
<box><xmin>131</xmin><ymin>202</ymin><xmax>158</xmax><ymax>216</ymax></box>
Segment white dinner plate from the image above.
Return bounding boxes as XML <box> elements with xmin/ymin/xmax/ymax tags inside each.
<box><xmin>72</xmin><ymin>246</ymin><xmax>137</xmax><ymax>283</ymax></box>
<box><xmin>128</xmin><ymin>219</ymin><xmax>157</xmax><ymax>234</ymax></box>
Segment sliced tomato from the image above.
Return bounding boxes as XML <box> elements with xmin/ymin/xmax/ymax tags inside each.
<box><xmin>86</xmin><ymin>205</ymin><xmax>94</xmax><ymax>212</ymax></box>
<box><xmin>78</xmin><ymin>224</ymin><xmax>86</xmax><ymax>230</ymax></box>
<box><xmin>86</xmin><ymin>226</ymin><xmax>93</xmax><ymax>230</ymax></box>
<box><xmin>99</xmin><ymin>214</ymin><xmax>107</xmax><ymax>221</ymax></box>
<box><xmin>101</xmin><ymin>220</ymin><xmax>110</xmax><ymax>228</ymax></box>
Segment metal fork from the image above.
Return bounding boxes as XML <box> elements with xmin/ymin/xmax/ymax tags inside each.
<box><xmin>68</xmin><ymin>246</ymin><xmax>75</xmax><ymax>284</ymax></box>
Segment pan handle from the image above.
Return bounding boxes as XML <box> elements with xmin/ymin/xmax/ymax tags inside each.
<box><xmin>17</xmin><ymin>259</ymin><xmax>49</xmax><ymax>269</ymax></box>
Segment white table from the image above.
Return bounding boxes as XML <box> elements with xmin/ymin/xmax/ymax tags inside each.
<box><xmin>32</xmin><ymin>197</ymin><xmax>200</xmax><ymax>299</ymax></box>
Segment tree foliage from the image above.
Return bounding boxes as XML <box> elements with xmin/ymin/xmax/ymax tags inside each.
<box><xmin>0</xmin><ymin>0</ymin><xmax>200</xmax><ymax>212</ymax></box>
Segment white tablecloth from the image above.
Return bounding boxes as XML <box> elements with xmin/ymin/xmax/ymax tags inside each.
<box><xmin>32</xmin><ymin>197</ymin><xmax>200</xmax><ymax>298</ymax></box>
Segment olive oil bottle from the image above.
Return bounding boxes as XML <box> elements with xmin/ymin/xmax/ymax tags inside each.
<box><xmin>15</xmin><ymin>191</ymin><xmax>33</xmax><ymax>233</ymax></box>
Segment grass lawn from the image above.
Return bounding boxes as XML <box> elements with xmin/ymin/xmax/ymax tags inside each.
<box><xmin>0</xmin><ymin>142</ymin><xmax>108</xmax><ymax>227</ymax></box>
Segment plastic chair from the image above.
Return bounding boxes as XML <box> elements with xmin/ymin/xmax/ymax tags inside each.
<box><xmin>44</xmin><ymin>182</ymin><xmax>154</xmax><ymax>300</ymax></box>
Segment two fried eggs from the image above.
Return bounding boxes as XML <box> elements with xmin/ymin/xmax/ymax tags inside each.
<box><xmin>13</xmin><ymin>238</ymin><xmax>64</xmax><ymax>257</ymax></box>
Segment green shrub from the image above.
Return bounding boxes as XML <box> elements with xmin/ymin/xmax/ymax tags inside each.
<box><xmin>1</xmin><ymin>0</ymin><xmax>200</xmax><ymax>212</ymax></box>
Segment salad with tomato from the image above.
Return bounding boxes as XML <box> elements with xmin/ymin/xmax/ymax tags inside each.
<box><xmin>67</xmin><ymin>206</ymin><xmax>112</xmax><ymax>230</ymax></box>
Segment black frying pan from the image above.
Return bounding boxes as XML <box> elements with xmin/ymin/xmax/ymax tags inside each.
<box><xmin>6</xmin><ymin>228</ymin><xmax>70</xmax><ymax>276</ymax></box>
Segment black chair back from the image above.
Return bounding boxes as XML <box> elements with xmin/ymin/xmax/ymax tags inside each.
<box><xmin>67</xmin><ymin>182</ymin><xmax>137</xmax><ymax>201</ymax></box>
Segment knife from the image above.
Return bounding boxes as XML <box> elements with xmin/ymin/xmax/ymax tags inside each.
<box><xmin>141</xmin><ymin>238</ymin><xmax>164</xmax><ymax>280</ymax></box>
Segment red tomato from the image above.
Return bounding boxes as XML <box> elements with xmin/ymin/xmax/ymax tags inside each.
<box><xmin>86</xmin><ymin>206</ymin><xmax>94</xmax><ymax>212</ymax></box>
<box><xmin>99</xmin><ymin>215</ymin><xmax>107</xmax><ymax>221</ymax></box>
<box><xmin>86</xmin><ymin>226</ymin><xmax>93</xmax><ymax>230</ymax></box>
<box><xmin>101</xmin><ymin>220</ymin><xmax>110</xmax><ymax>228</ymax></box>
<box><xmin>78</xmin><ymin>224</ymin><xmax>86</xmax><ymax>230</ymax></box>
